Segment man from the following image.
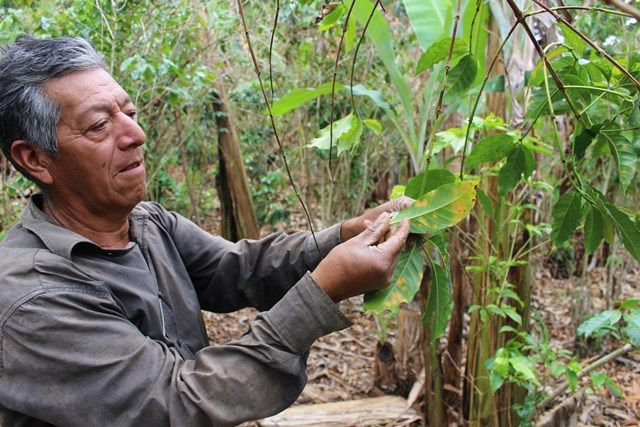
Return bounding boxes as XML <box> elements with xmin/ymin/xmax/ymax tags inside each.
<box><xmin>0</xmin><ymin>36</ymin><xmax>410</xmax><ymax>426</ymax></box>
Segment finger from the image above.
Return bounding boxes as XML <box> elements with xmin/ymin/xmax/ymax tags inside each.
<box><xmin>392</xmin><ymin>196</ymin><xmax>414</xmax><ymax>212</ymax></box>
<box><xmin>359</xmin><ymin>212</ymin><xmax>390</xmax><ymax>245</ymax></box>
<box><xmin>378</xmin><ymin>218</ymin><xmax>409</xmax><ymax>254</ymax></box>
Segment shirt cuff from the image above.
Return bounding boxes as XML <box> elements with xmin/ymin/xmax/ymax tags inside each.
<box><xmin>305</xmin><ymin>222</ymin><xmax>342</xmax><ymax>262</ymax></box>
<box><xmin>264</xmin><ymin>272</ymin><xmax>351</xmax><ymax>354</ymax></box>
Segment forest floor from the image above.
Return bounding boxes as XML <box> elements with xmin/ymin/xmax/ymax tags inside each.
<box><xmin>201</xmin><ymin>215</ymin><xmax>640</xmax><ymax>426</ymax></box>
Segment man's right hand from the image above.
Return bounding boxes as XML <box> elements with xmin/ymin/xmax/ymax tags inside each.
<box><xmin>311</xmin><ymin>212</ymin><xmax>410</xmax><ymax>303</ymax></box>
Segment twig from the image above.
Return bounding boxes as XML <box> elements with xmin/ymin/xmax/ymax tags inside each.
<box><xmin>350</xmin><ymin>0</ymin><xmax>383</xmax><ymax>117</ymax></box>
<box><xmin>268</xmin><ymin>0</ymin><xmax>280</xmax><ymax>104</ymax></box>
<box><xmin>602</xmin><ymin>0</ymin><xmax>640</xmax><ymax>20</ymax></box>
<box><xmin>236</xmin><ymin>0</ymin><xmax>321</xmax><ymax>255</ymax></box>
<box><xmin>422</xmin><ymin>0</ymin><xmax>462</xmax><ymax>176</ymax></box>
<box><xmin>537</xmin><ymin>343</ymin><xmax>634</xmax><ymax>410</ymax></box>
<box><xmin>329</xmin><ymin>0</ymin><xmax>358</xmax><ymax>177</ymax></box>
<box><xmin>532</xmin><ymin>0</ymin><xmax>640</xmax><ymax>91</ymax></box>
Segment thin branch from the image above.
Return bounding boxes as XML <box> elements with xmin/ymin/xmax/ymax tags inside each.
<box><xmin>532</xmin><ymin>0</ymin><xmax>640</xmax><ymax>91</ymax></box>
<box><xmin>422</xmin><ymin>0</ymin><xmax>462</xmax><ymax>175</ymax></box>
<box><xmin>602</xmin><ymin>0</ymin><xmax>640</xmax><ymax>20</ymax></box>
<box><xmin>350</xmin><ymin>0</ymin><xmax>383</xmax><ymax>116</ymax></box>
<box><xmin>537</xmin><ymin>343</ymin><xmax>634</xmax><ymax>410</ymax></box>
<box><xmin>268</xmin><ymin>0</ymin><xmax>280</xmax><ymax>104</ymax></box>
<box><xmin>236</xmin><ymin>0</ymin><xmax>321</xmax><ymax>255</ymax></box>
<box><xmin>329</xmin><ymin>0</ymin><xmax>358</xmax><ymax>177</ymax></box>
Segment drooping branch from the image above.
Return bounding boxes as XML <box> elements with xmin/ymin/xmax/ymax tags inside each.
<box><xmin>350</xmin><ymin>0</ymin><xmax>383</xmax><ymax>117</ymax></box>
<box><xmin>236</xmin><ymin>0</ymin><xmax>321</xmax><ymax>255</ymax></box>
<box><xmin>422</xmin><ymin>0</ymin><xmax>462</xmax><ymax>175</ymax></box>
<box><xmin>268</xmin><ymin>0</ymin><xmax>280</xmax><ymax>103</ymax></box>
<box><xmin>532</xmin><ymin>0</ymin><xmax>640</xmax><ymax>91</ymax></box>
<box><xmin>602</xmin><ymin>0</ymin><xmax>640</xmax><ymax>20</ymax></box>
<box><xmin>328</xmin><ymin>0</ymin><xmax>358</xmax><ymax>177</ymax></box>
<box><xmin>505</xmin><ymin>0</ymin><xmax>588</xmax><ymax>129</ymax></box>
<box><xmin>537</xmin><ymin>343</ymin><xmax>634</xmax><ymax>411</ymax></box>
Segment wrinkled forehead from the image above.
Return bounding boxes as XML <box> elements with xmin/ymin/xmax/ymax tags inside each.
<box><xmin>43</xmin><ymin>68</ymin><xmax>131</xmax><ymax>116</ymax></box>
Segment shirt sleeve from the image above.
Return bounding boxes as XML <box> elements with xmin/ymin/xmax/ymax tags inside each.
<box><xmin>0</xmin><ymin>274</ymin><xmax>350</xmax><ymax>427</ymax></box>
<box><xmin>142</xmin><ymin>202</ymin><xmax>343</xmax><ymax>312</ymax></box>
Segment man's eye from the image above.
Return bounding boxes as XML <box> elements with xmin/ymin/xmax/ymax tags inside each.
<box><xmin>127</xmin><ymin>111</ymin><xmax>137</xmax><ymax>119</ymax></box>
<box><xmin>90</xmin><ymin>120</ymin><xmax>108</xmax><ymax>132</ymax></box>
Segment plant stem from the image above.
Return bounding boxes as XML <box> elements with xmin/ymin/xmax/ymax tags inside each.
<box><xmin>235</xmin><ymin>0</ymin><xmax>321</xmax><ymax>255</ymax></box>
<box><xmin>268</xmin><ymin>0</ymin><xmax>280</xmax><ymax>104</ymax></box>
<box><xmin>536</xmin><ymin>343</ymin><xmax>634</xmax><ymax>411</ymax></box>
<box><xmin>350</xmin><ymin>0</ymin><xmax>383</xmax><ymax>117</ymax></box>
<box><xmin>422</xmin><ymin>0</ymin><xmax>462</xmax><ymax>176</ymax></box>
<box><xmin>328</xmin><ymin>0</ymin><xmax>358</xmax><ymax>176</ymax></box>
<box><xmin>602</xmin><ymin>0</ymin><xmax>640</xmax><ymax>20</ymax></box>
<box><xmin>532</xmin><ymin>0</ymin><xmax>640</xmax><ymax>91</ymax></box>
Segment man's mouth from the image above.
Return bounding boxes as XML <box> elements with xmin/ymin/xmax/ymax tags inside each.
<box><xmin>119</xmin><ymin>160</ymin><xmax>144</xmax><ymax>174</ymax></box>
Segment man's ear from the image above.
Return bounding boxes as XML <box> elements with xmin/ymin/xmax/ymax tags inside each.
<box><xmin>10</xmin><ymin>140</ymin><xmax>54</xmax><ymax>185</ymax></box>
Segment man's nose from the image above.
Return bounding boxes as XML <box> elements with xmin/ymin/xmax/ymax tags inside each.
<box><xmin>117</xmin><ymin>113</ymin><xmax>146</xmax><ymax>150</ymax></box>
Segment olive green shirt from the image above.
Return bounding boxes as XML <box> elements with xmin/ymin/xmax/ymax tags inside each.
<box><xmin>0</xmin><ymin>195</ymin><xmax>350</xmax><ymax>426</ymax></box>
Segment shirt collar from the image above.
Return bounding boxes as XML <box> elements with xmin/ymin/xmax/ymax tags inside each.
<box><xmin>21</xmin><ymin>194</ymin><xmax>150</xmax><ymax>259</ymax></box>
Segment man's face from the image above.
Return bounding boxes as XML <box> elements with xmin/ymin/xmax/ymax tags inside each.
<box><xmin>43</xmin><ymin>68</ymin><xmax>147</xmax><ymax>215</ymax></box>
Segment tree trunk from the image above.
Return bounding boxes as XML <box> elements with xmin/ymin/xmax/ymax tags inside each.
<box><xmin>212</xmin><ymin>82</ymin><xmax>260</xmax><ymax>241</ymax></box>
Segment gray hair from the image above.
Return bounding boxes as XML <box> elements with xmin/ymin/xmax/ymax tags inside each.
<box><xmin>0</xmin><ymin>36</ymin><xmax>105</xmax><ymax>186</ymax></box>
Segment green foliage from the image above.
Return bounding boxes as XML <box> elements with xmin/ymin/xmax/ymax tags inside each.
<box><xmin>363</xmin><ymin>243</ymin><xmax>423</xmax><ymax>314</ymax></box>
<box><xmin>415</xmin><ymin>37</ymin><xmax>468</xmax><ymax>75</ymax></box>
<box><xmin>551</xmin><ymin>191</ymin><xmax>583</xmax><ymax>245</ymax></box>
<box><xmin>422</xmin><ymin>262</ymin><xmax>453</xmax><ymax>341</ymax></box>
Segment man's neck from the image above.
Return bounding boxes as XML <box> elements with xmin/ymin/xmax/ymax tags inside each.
<box><xmin>42</xmin><ymin>196</ymin><xmax>131</xmax><ymax>249</ymax></box>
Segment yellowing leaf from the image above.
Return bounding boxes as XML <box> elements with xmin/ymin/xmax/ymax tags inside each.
<box><xmin>390</xmin><ymin>181</ymin><xmax>477</xmax><ymax>234</ymax></box>
<box><xmin>363</xmin><ymin>243</ymin><xmax>424</xmax><ymax>314</ymax></box>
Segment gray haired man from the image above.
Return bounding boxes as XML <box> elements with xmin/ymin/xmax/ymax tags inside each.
<box><xmin>0</xmin><ymin>36</ymin><xmax>409</xmax><ymax>426</ymax></box>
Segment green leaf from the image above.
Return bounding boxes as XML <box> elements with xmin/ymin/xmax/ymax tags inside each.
<box><xmin>351</xmin><ymin>84</ymin><xmax>391</xmax><ymax>110</ymax></box>
<box><xmin>402</xmin><ymin>0</ymin><xmax>452</xmax><ymax>50</ymax></box>
<box><xmin>363</xmin><ymin>244</ymin><xmax>424</xmax><ymax>314</ymax></box>
<box><xmin>422</xmin><ymin>263</ymin><xmax>453</xmax><ymax>340</ymax></box>
<box><xmin>561</xmin><ymin>23</ymin><xmax>587</xmax><ymax>56</ymax></box>
<box><xmin>623</xmin><ymin>326</ymin><xmax>640</xmax><ymax>345</ymax></box>
<box><xmin>490</xmin><ymin>369</ymin><xmax>506</xmax><ymax>393</ymax></box>
<box><xmin>498</xmin><ymin>146</ymin><xmax>534</xmax><ymax>195</ymax></box>
<box><xmin>404</xmin><ymin>169</ymin><xmax>456</xmax><ymax>199</ymax></box>
<box><xmin>510</xmin><ymin>355</ymin><xmax>540</xmax><ymax>386</ymax></box>
<box><xmin>446</xmin><ymin>54</ymin><xmax>478</xmax><ymax>95</ymax></box>
<box><xmin>551</xmin><ymin>191</ymin><xmax>583</xmax><ymax>245</ymax></box>
<box><xmin>390</xmin><ymin>181</ymin><xmax>477</xmax><ymax>234</ymax></box>
<box><xmin>272</xmin><ymin>82</ymin><xmax>341</xmax><ymax>117</ymax></box>
<box><xmin>603</xmin><ymin>202</ymin><xmax>640</xmax><ymax>262</ymax></box>
<box><xmin>621</xmin><ymin>298</ymin><xmax>640</xmax><ymax>310</ymax></box>
<box><xmin>476</xmin><ymin>188</ymin><xmax>495</xmax><ymax>221</ymax></box>
<box><xmin>466</xmin><ymin>133</ymin><xmax>515</xmax><ymax>169</ymax></box>
<box><xmin>344</xmin><ymin>13</ymin><xmax>356</xmax><ymax>53</ymax></box>
<box><xmin>577</xmin><ymin>310</ymin><xmax>622</xmax><ymax>338</ymax></box>
<box><xmin>415</xmin><ymin>37</ymin><xmax>468</xmax><ymax>75</ymax></box>
<box><xmin>428</xmin><ymin>234</ymin><xmax>450</xmax><ymax>265</ymax></box>
<box><xmin>484</xmin><ymin>75</ymin><xmax>505</xmax><ymax>93</ymax></box>
<box><xmin>502</xmin><ymin>305</ymin><xmax>522</xmax><ymax>325</ymax></box>
<box><xmin>573</xmin><ymin>124</ymin><xmax>604</xmax><ymax>160</ymax></box>
<box><xmin>607</xmin><ymin>135</ymin><xmax>637</xmax><ymax>193</ymax></box>
<box><xmin>318</xmin><ymin>3</ymin><xmax>345</xmax><ymax>31</ymax></box>
<box><xmin>363</xmin><ymin>118</ymin><xmax>382</xmax><ymax>135</ymax></box>
<box><xmin>584</xmin><ymin>206</ymin><xmax>604</xmax><ymax>254</ymax></box>
<box><xmin>308</xmin><ymin>114</ymin><xmax>362</xmax><ymax>155</ymax></box>
<box><xmin>390</xmin><ymin>185</ymin><xmax>406</xmax><ymax>200</ymax></box>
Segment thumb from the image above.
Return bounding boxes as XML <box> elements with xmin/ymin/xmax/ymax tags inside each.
<box><xmin>358</xmin><ymin>212</ymin><xmax>390</xmax><ymax>245</ymax></box>
<box><xmin>378</xmin><ymin>218</ymin><xmax>409</xmax><ymax>255</ymax></box>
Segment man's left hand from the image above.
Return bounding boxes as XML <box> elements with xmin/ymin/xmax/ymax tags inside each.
<box><xmin>340</xmin><ymin>196</ymin><xmax>413</xmax><ymax>242</ymax></box>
